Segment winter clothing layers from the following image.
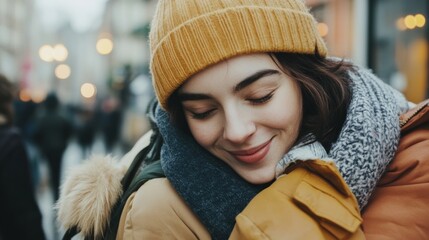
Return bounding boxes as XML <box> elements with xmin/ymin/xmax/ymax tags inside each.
<box><xmin>55</xmin><ymin>99</ymin><xmax>429</xmax><ymax>239</ymax></box>
<box><xmin>150</xmin><ymin>0</ymin><xmax>328</xmax><ymax>109</ymax></box>
<box><xmin>116</xmin><ymin>160</ymin><xmax>365</xmax><ymax>239</ymax></box>
<box><xmin>156</xmin><ymin>66</ymin><xmax>407</xmax><ymax>239</ymax></box>
<box><xmin>116</xmin><ymin>99</ymin><xmax>428</xmax><ymax>239</ymax></box>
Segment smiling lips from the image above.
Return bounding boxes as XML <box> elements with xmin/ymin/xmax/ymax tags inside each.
<box><xmin>229</xmin><ymin>139</ymin><xmax>272</xmax><ymax>164</ymax></box>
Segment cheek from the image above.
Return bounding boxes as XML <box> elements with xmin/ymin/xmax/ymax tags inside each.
<box><xmin>276</xmin><ymin>83</ymin><xmax>303</xmax><ymax>129</ymax></box>
<box><xmin>188</xmin><ymin>119</ymin><xmax>221</xmax><ymax>148</ymax></box>
<box><xmin>266</xmin><ymin>109</ymin><xmax>302</xmax><ymax>139</ymax></box>
<box><xmin>264</xmin><ymin>95</ymin><xmax>302</xmax><ymax>130</ymax></box>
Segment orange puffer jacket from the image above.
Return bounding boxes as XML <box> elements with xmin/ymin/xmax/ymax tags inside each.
<box><xmin>362</xmin><ymin>99</ymin><xmax>429</xmax><ymax>239</ymax></box>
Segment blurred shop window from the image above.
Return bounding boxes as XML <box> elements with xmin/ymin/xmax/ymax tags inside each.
<box><xmin>308</xmin><ymin>0</ymin><xmax>354</xmax><ymax>59</ymax></box>
<box><xmin>369</xmin><ymin>0</ymin><xmax>428</xmax><ymax>103</ymax></box>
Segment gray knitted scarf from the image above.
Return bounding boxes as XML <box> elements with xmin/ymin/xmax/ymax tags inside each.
<box><xmin>156</xmin><ymin>67</ymin><xmax>408</xmax><ymax>239</ymax></box>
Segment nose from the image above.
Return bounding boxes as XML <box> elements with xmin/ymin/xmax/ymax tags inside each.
<box><xmin>223</xmin><ymin>107</ymin><xmax>256</xmax><ymax>144</ymax></box>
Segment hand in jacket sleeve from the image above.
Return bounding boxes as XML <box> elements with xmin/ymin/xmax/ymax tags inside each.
<box><xmin>230</xmin><ymin>160</ymin><xmax>365</xmax><ymax>240</ymax></box>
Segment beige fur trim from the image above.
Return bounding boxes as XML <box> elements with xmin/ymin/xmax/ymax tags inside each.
<box><xmin>56</xmin><ymin>130</ymin><xmax>153</xmax><ymax>238</ymax></box>
<box><xmin>56</xmin><ymin>155</ymin><xmax>127</xmax><ymax>238</ymax></box>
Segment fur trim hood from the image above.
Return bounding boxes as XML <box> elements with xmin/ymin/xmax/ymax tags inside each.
<box><xmin>56</xmin><ymin>131</ymin><xmax>152</xmax><ymax>238</ymax></box>
<box><xmin>56</xmin><ymin>155</ymin><xmax>127</xmax><ymax>238</ymax></box>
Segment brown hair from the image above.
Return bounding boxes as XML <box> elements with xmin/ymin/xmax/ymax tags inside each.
<box><xmin>271</xmin><ymin>53</ymin><xmax>354</xmax><ymax>151</ymax></box>
<box><xmin>167</xmin><ymin>53</ymin><xmax>354</xmax><ymax>151</ymax></box>
<box><xmin>0</xmin><ymin>74</ymin><xmax>15</xmax><ymax>125</ymax></box>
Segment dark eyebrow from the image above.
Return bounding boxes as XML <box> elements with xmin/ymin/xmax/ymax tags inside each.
<box><xmin>178</xmin><ymin>69</ymin><xmax>280</xmax><ymax>102</ymax></box>
<box><xmin>177</xmin><ymin>92</ymin><xmax>211</xmax><ymax>102</ymax></box>
<box><xmin>234</xmin><ymin>69</ymin><xmax>280</xmax><ymax>93</ymax></box>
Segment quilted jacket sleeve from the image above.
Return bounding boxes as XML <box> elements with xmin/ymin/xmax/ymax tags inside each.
<box><xmin>362</xmin><ymin>101</ymin><xmax>429</xmax><ymax>240</ymax></box>
<box><xmin>230</xmin><ymin>160</ymin><xmax>365</xmax><ymax>240</ymax></box>
<box><xmin>116</xmin><ymin>178</ymin><xmax>211</xmax><ymax>240</ymax></box>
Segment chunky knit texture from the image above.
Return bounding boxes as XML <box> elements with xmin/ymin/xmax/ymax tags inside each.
<box><xmin>150</xmin><ymin>0</ymin><xmax>327</xmax><ymax>109</ymax></box>
<box><xmin>331</xmin><ymin>68</ymin><xmax>408</xmax><ymax>207</ymax></box>
<box><xmin>276</xmin><ymin>66</ymin><xmax>409</xmax><ymax>208</ymax></box>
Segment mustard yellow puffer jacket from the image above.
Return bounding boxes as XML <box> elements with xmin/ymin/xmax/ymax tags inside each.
<box><xmin>117</xmin><ymin>159</ymin><xmax>365</xmax><ymax>239</ymax></box>
<box><xmin>231</xmin><ymin>160</ymin><xmax>364</xmax><ymax>240</ymax></box>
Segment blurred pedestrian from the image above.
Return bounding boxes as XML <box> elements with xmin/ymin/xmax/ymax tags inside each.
<box><xmin>13</xmin><ymin>98</ymin><xmax>38</xmax><ymax>139</ymax></box>
<box><xmin>74</xmin><ymin>106</ymin><xmax>97</xmax><ymax>158</ymax></box>
<box><xmin>0</xmin><ymin>74</ymin><xmax>46</xmax><ymax>240</ymax></box>
<box><xmin>13</xmin><ymin>99</ymin><xmax>40</xmax><ymax>188</ymax></box>
<box><xmin>100</xmin><ymin>96</ymin><xmax>122</xmax><ymax>151</ymax></box>
<box><xmin>33</xmin><ymin>92</ymin><xmax>72</xmax><ymax>201</ymax></box>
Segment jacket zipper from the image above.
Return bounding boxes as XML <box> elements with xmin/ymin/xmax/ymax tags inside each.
<box><xmin>399</xmin><ymin>102</ymin><xmax>428</xmax><ymax>128</ymax></box>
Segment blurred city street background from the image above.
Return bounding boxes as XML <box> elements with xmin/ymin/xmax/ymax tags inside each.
<box><xmin>0</xmin><ymin>0</ymin><xmax>428</xmax><ymax>239</ymax></box>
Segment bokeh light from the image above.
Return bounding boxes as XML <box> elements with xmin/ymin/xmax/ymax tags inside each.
<box><xmin>317</xmin><ymin>22</ymin><xmax>329</xmax><ymax>37</ymax></box>
<box><xmin>19</xmin><ymin>89</ymin><xmax>32</xmax><ymax>102</ymax></box>
<box><xmin>39</xmin><ymin>45</ymin><xmax>54</xmax><ymax>62</ymax></box>
<box><xmin>397</xmin><ymin>14</ymin><xmax>426</xmax><ymax>31</ymax></box>
<box><xmin>96</xmin><ymin>38</ymin><xmax>113</xmax><ymax>55</ymax></box>
<box><xmin>55</xmin><ymin>64</ymin><xmax>71</xmax><ymax>79</ymax></box>
<box><xmin>53</xmin><ymin>44</ymin><xmax>68</xmax><ymax>62</ymax></box>
<box><xmin>404</xmin><ymin>15</ymin><xmax>417</xmax><ymax>29</ymax></box>
<box><xmin>32</xmin><ymin>89</ymin><xmax>46</xmax><ymax>103</ymax></box>
<box><xmin>415</xmin><ymin>14</ymin><xmax>426</xmax><ymax>28</ymax></box>
<box><xmin>80</xmin><ymin>83</ymin><xmax>97</xmax><ymax>98</ymax></box>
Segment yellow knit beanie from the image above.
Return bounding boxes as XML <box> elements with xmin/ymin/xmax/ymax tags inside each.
<box><xmin>150</xmin><ymin>0</ymin><xmax>327</xmax><ymax>110</ymax></box>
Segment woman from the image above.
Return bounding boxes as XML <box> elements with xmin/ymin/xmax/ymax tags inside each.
<box><xmin>57</xmin><ymin>0</ymin><xmax>429</xmax><ymax>239</ymax></box>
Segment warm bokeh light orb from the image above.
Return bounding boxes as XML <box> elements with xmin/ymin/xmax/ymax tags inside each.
<box><xmin>404</xmin><ymin>15</ymin><xmax>417</xmax><ymax>29</ymax></box>
<box><xmin>415</xmin><ymin>14</ymin><xmax>426</xmax><ymax>28</ymax></box>
<box><xmin>96</xmin><ymin>38</ymin><xmax>113</xmax><ymax>55</ymax></box>
<box><xmin>80</xmin><ymin>83</ymin><xmax>97</xmax><ymax>98</ymax></box>
<box><xmin>317</xmin><ymin>22</ymin><xmax>329</xmax><ymax>37</ymax></box>
<box><xmin>19</xmin><ymin>89</ymin><xmax>32</xmax><ymax>102</ymax></box>
<box><xmin>53</xmin><ymin>44</ymin><xmax>68</xmax><ymax>62</ymax></box>
<box><xmin>32</xmin><ymin>89</ymin><xmax>46</xmax><ymax>103</ymax></box>
<box><xmin>39</xmin><ymin>45</ymin><xmax>54</xmax><ymax>62</ymax></box>
<box><xmin>55</xmin><ymin>64</ymin><xmax>71</xmax><ymax>79</ymax></box>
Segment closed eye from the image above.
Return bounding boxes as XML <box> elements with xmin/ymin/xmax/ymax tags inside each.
<box><xmin>247</xmin><ymin>90</ymin><xmax>275</xmax><ymax>105</ymax></box>
<box><xmin>188</xmin><ymin>109</ymin><xmax>216</xmax><ymax>120</ymax></box>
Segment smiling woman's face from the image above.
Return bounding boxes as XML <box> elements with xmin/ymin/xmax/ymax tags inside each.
<box><xmin>178</xmin><ymin>53</ymin><xmax>303</xmax><ymax>184</ymax></box>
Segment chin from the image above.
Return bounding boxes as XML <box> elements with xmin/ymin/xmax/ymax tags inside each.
<box><xmin>242</xmin><ymin>171</ymin><xmax>275</xmax><ymax>185</ymax></box>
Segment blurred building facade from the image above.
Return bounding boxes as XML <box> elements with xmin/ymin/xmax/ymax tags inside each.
<box><xmin>0</xmin><ymin>0</ymin><xmax>31</xmax><ymax>86</ymax></box>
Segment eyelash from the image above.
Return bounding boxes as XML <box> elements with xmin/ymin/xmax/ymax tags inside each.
<box><xmin>190</xmin><ymin>109</ymin><xmax>215</xmax><ymax>120</ymax></box>
<box><xmin>189</xmin><ymin>90</ymin><xmax>275</xmax><ymax>120</ymax></box>
<box><xmin>247</xmin><ymin>90</ymin><xmax>275</xmax><ymax>105</ymax></box>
